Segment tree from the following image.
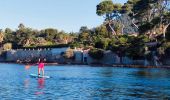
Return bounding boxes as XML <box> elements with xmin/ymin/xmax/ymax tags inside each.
<box><xmin>16</xmin><ymin>27</ymin><xmax>35</xmax><ymax>47</ymax></box>
<box><xmin>78</xmin><ymin>26</ymin><xmax>91</xmax><ymax>45</ymax></box>
<box><xmin>44</xmin><ymin>28</ymin><xmax>58</xmax><ymax>42</ymax></box>
<box><xmin>0</xmin><ymin>31</ymin><xmax>4</xmax><ymax>44</ymax></box>
<box><xmin>96</xmin><ymin>0</ymin><xmax>130</xmax><ymax>37</ymax></box>
<box><xmin>94</xmin><ymin>25</ymin><xmax>110</xmax><ymax>38</ymax></box>
<box><xmin>35</xmin><ymin>37</ymin><xmax>47</xmax><ymax>46</ymax></box>
<box><xmin>4</xmin><ymin>28</ymin><xmax>16</xmax><ymax>44</ymax></box>
<box><xmin>126</xmin><ymin>35</ymin><xmax>149</xmax><ymax>59</ymax></box>
<box><xmin>95</xmin><ymin>38</ymin><xmax>109</xmax><ymax>50</ymax></box>
<box><xmin>79</xmin><ymin>26</ymin><xmax>89</xmax><ymax>33</ymax></box>
<box><xmin>109</xmin><ymin>35</ymin><xmax>129</xmax><ymax>62</ymax></box>
<box><xmin>162</xmin><ymin>11</ymin><xmax>170</xmax><ymax>39</ymax></box>
<box><xmin>56</xmin><ymin>32</ymin><xmax>72</xmax><ymax>44</ymax></box>
<box><xmin>126</xmin><ymin>0</ymin><xmax>170</xmax><ymax>39</ymax></box>
<box><xmin>5</xmin><ymin>28</ymin><xmax>13</xmax><ymax>34</ymax></box>
<box><xmin>88</xmin><ymin>48</ymin><xmax>104</xmax><ymax>60</ymax></box>
<box><xmin>165</xmin><ymin>25</ymin><xmax>170</xmax><ymax>41</ymax></box>
<box><xmin>18</xmin><ymin>23</ymin><xmax>25</xmax><ymax>30</ymax></box>
<box><xmin>79</xmin><ymin>32</ymin><xmax>89</xmax><ymax>41</ymax></box>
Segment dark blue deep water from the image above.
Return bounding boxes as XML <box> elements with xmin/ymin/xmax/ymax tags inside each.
<box><xmin>0</xmin><ymin>63</ymin><xmax>170</xmax><ymax>100</ymax></box>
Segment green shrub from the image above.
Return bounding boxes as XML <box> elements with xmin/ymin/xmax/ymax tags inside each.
<box><xmin>63</xmin><ymin>48</ymin><xmax>74</xmax><ymax>59</ymax></box>
<box><xmin>88</xmin><ymin>48</ymin><xmax>104</xmax><ymax>60</ymax></box>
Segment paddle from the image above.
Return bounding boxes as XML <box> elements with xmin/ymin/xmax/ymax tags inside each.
<box><xmin>25</xmin><ymin>63</ymin><xmax>37</xmax><ymax>70</ymax></box>
<box><xmin>25</xmin><ymin>65</ymin><xmax>31</xmax><ymax>70</ymax></box>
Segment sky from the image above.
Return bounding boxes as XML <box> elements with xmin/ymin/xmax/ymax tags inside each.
<box><xmin>0</xmin><ymin>0</ymin><xmax>127</xmax><ymax>32</ymax></box>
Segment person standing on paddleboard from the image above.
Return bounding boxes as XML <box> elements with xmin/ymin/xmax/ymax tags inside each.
<box><xmin>38</xmin><ymin>58</ymin><xmax>45</xmax><ymax>77</ymax></box>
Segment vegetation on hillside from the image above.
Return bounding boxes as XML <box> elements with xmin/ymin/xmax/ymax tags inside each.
<box><xmin>1</xmin><ymin>23</ymin><xmax>76</xmax><ymax>48</ymax></box>
<box><xmin>0</xmin><ymin>0</ymin><xmax>170</xmax><ymax>61</ymax></box>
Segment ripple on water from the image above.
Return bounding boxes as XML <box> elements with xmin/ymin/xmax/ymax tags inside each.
<box><xmin>0</xmin><ymin>64</ymin><xmax>170</xmax><ymax>99</ymax></box>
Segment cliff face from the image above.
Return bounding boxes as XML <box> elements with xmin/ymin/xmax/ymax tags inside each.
<box><xmin>119</xmin><ymin>14</ymin><xmax>139</xmax><ymax>35</ymax></box>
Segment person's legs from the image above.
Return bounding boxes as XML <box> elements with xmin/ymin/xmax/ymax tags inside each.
<box><xmin>42</xmin><ymin>68</ymin><xmax>44</xmax><ymax>76</ymax></box>
<box><xmin>38</xmin><ymin>68</ymin><xmax>41</xmax><ymax>76</ymax></box>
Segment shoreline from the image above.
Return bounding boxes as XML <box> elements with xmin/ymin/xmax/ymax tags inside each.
<box><xmin>1</xmin><ymin>61</ymin><xmax>170</xmax><ymax>69</ymax></box>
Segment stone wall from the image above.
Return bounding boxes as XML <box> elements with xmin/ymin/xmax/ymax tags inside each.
<box><xmin>6</xmin><ymin>49</ymin><xmax>52</xmax><ymax>62</ymax></box>
<box><xmin>6</xmin><ymin>48</ymin><xmax>68</xmax><ymax>63</ymax></box>
<box><xmin>81</xmin><ymin>50</ymin><xmax>121</xmax><ymax>65</ymax></box>
<box><xmin>5</xmin><ymin>48</ymin><xmax>155</xmax><ymax>66</ymax></box>
<box><xmin>79</xmin><ymin>50</ymin><xmax>147</xmax><ymax>66</ymax></box>
<box><xmin>74</xmin><ymin>51</ymin><xmax>83</xmax><ymax>64</ymax></box>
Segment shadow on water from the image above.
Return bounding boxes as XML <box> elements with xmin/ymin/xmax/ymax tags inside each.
<box><xmin>129</xmin><ymin>68</ymin><xmax>170</xmax><ymax>79</ymax></box>
<box><xmin>126</xmin><ymin>68</ymin><xmax>170</xmax><ymax>99</ymax></box>
<box><xmin>127</xmin><ymin>87</ymin><xmax>170</xmax><ymax>100</ymax></box>
<box><xmin>87</xmin><ymin>68</ymin><xmax>170</xmax><ymax>99</ymax></box>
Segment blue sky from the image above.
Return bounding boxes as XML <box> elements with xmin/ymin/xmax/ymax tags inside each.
<box><xmin>0</xmin><ymin>0</ymin><xmax>127</xmax><ymax>32</ymax></box>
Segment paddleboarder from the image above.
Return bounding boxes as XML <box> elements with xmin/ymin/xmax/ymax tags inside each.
<box><xmin>38</xmin><ymin>58</ymin><xmax>45</xmax><ymax>77</ymax></box>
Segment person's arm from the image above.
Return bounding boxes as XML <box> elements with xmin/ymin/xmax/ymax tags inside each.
<box><xmin>30</xmin><ymin>59</ymin><xmax>40</xmax><ymax>66</ymax></box>
<box><xmin>43</xmin><ymin>58</ymin><xmax>47</xmax><ymax>65</ymax></box>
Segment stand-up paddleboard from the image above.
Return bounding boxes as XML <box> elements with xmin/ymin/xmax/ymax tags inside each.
<box><xmin>29</xmin><ymin>74</ymin><xmax>50</xmax><ymax>79</ymax></box>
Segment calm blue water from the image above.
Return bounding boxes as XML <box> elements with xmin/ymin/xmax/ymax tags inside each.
<box><xmin>0</xmin><ymin>63</ymin><xmax>170</xmax><ymax>100</ymax></box>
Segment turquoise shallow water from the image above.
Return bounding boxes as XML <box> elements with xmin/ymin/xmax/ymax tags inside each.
<box><xmin>0</xmin><ymin>63</ymin><xmax>170</xmax><ymax>100</ymax></box>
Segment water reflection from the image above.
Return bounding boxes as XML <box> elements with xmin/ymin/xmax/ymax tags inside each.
<box><xmin>130</xmin><ymin>68</ymin><xmax>170</xmax><ymax>79</ymax></box>
<box><xmin>37</xmin><ymin>78</ymin><xmax>45</xmax><ymax>89</ymax></box>
<box><xmin>98</xmin><ymin>68</ymin><xmax>114</xmax><ymax>77</ymax></box>
<box><xmin>35</xmin><ymin>78</ymin><xmax>45</xmax><ymax>96</ymax></box>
